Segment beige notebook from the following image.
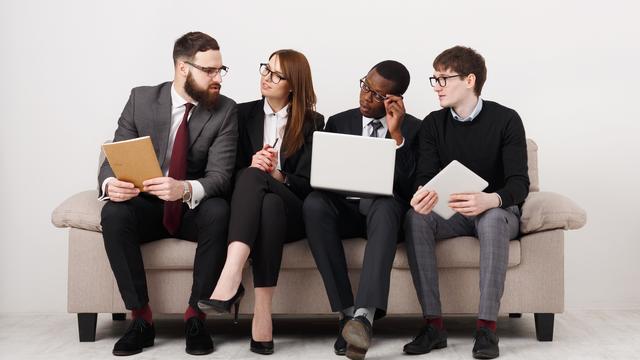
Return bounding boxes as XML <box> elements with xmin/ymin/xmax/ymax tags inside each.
<box><xmin>102</xmin><ymin>136</ymin><xmax>163</xmax><ymax>190</ymax></box>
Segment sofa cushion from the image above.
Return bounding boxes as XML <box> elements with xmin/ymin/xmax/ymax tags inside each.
<box><xmin>54</xmin><ymin>139</ymin><xmax>541</xmax><ymax>233</ymax></box>
<box><xmin>51</xmin><ymin>190</ymin><xmax>104</xmax><ymax>232</ymax></box>
<box><xmin>141</xmin><ymin>239</ymin><xmax>197</xmax><ymax>269</ymax></box>
<box><xmin>134</xmin><ymin>237</ymin><xmax>521</xmax><ymax>271</ymax></box>
<box><xmin>520</xmin><ymin>191</ymin><xmax>587</xmax><ymax>234</ymax></box>
<box><xmin>283</xmin><ymin>238</ymin><xmax>521</xmax><ymax>270</ymax></box>
<box><xmin>526</xmin><ymin>139</ymin><xmax>539</xmax><ymax>192</ymax></box>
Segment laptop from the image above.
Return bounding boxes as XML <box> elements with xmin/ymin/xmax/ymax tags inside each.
<box><xmin>418</xmin><ymin>160</ymin><xmax>489</xmax><ymax>219</ymax></box>
<box><xmin>310</xmin><ymin>131</ymin><xmax>397</xmax><ymax>197</ymax></box>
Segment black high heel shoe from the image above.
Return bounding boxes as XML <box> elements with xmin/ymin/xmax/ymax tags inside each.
<box><xmin>198</xmin><ymin>284</ymin><xmax>245</xmax><ymax>323</ymax></box>
<box><xmin>250</xmin><ymin>338</ymin><xmax>274</xmax><ymax>355</ymax></box>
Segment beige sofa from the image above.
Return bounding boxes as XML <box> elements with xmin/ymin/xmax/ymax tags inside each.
<box><xmin>52</xmin><ymin>139</ymin><xmax>586</xmax><ymax>342</ymax></box>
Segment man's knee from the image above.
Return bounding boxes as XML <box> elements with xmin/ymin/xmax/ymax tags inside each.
<box><xmin>475</xmin><ymin>208</ymin><xmax>512</xmax><ymax>232</ymax></box>
<box><xmin>368</xmin><ymin>197</ymin><xmax>403</xmax><ymax>219</ymax></box>
<box><xmin>101</xmin><ymin>201</ymin><xmax>135</xmax><ymax>226</ymax></box>
<box><xmin>303</xmin><ymin>191</ymin><xmax>333</xmax><ymax>219</ymax></box>
<box><xmin>404</xmin><ymin>208</ymin><xmax>439</xmax><ymax>231</ymax></box>
<box><xmin>195</xmin><ymin>197</ymin><xmax>230</xmax><ymax>229</ymax></box>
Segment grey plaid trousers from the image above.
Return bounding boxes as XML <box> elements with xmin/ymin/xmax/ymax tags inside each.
<box><xmin>404</xmin><ymin>206</ymin><xmax>521</xmax><ymax>321</ymax></box>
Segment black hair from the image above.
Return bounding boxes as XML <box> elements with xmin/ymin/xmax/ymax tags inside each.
<box><xmin>371</xmin><ymin>60</ymin><xmax>411</xmax><ymax>95</ymax></box>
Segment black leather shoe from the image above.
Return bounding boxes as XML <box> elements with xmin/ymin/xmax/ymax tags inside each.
<box><xmin>185</xmin><ymin>317</ymin><xmax>214</xmax><ymax>355</ymax></box>
<box><xmin>472</xmin><ymin>327</ymin><xmax>499</xmax><ymax>359</ymax></box>
<box><xmin>250</xmin><ymin>338</ymin><xmax>274</xmax><ymax>355</ymax></box>
<box><xmin>341</xmin><ymin>316</ymin><xmax>372</xmax><ymax>360</ymax></box>
<box><xmin>198</xmin><ymin>284</ymin><xmax>245</xmax><ymax>323</ymax></box>
<box><xmin>334</xmin><ymin>316</ymin><xmax>351</xmax><ymax>356</ymax></box>
<box><xmin>403</xmin><ymin>324</ymin><xmax>448</xmax><ymax>355</ymax></box>
<box><xmin>112</xmin><ymin>318</ymin><xmax>155</xmax><ymax>356</ymax></box>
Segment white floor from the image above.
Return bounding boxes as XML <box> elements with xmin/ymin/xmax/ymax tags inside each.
<box><xmin>0</xmin><ymin>311</ymin><xmax>639</xmax><ymax>360</ymax></box>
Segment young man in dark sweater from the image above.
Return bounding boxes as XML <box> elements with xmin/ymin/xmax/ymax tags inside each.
<box><xmin>402</xmin><ymin>46</ymin><xmax>529</xmax><ymax>359</ymax></box>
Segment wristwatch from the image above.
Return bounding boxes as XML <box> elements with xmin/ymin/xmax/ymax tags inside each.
<box><xmin>182</xmin><ymin>181</ymin><xmax>192</xmax><ymax>203</ymax></box>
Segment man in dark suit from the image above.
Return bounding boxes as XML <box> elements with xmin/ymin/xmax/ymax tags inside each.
<box><xmin>303</xmin><ymin>60</ymin><xmax>420</xmax><ymax>360</ymax></box>
<box><xmin>98</xmin><ymin>32</ymin><xmax>237</xmax><ymax>356</ymax></box>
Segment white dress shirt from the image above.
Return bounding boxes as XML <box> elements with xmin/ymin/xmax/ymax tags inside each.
<box><xmin>263</xmin><ymin>100</ymin><xmax>289</xmax><ymax>170</ymax></box>
<box><xmin>100</xmin><ymin>83</ymin><xmax>205</xmax><ymax>209</ymax></box>
<box><xmin>451</xmin><ymin>97</ymin><xmax>483</xmax><ymax>122</ymax></box>
<box><xmin>361</xmin><ymin>115</ymin><xmax>405</xmax><ymax>148</ymax></box>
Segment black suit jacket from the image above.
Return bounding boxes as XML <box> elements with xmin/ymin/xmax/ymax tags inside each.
<box><xmin>324</xmin><ymin>108</ymin><xmax>421</xmax><ymax>203</ymax></box>
<box><xmin>235</xmin><ymin>99</ymin><xmax>325</xmax><ymax>200</ymax></box>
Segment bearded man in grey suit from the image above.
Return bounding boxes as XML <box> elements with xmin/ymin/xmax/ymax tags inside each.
<box><xmin>98</xmin><ymin>32</ymin><xmax>237</xmax><ymax>356</ymax></box>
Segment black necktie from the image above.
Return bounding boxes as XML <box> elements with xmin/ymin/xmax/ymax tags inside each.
<box><xmin>369</xmin><ymin>119</ymin><xmax>383</xmax><ymax>138</ymax></box>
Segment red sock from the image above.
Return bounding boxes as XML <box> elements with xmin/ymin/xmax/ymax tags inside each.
<box><xmin>425</xmin><ymin>316</ymin><xmax>444</xmax><ymax>330</ymax></box>
<box><xmin>184</xmin><ymin>306</ymin><xmax>206</xmax><ymax>322</ymax></box>
<box><xmin>131</xmin><ymin>304</ymin><xmax>153</xmax><ymax>324</ymax></box>
<box><xmin>477</xmin><ymin>319</ymin><xmax>497</xmax><ymax>332</ymax></box>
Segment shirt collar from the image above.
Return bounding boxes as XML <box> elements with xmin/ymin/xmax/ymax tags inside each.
<box><xmin>451</xmin><ymin>97</ymin><xmax>483</xmax><ymax>122</ymax></box>
<box><xmin>362</xmin><ymin>115</ymin><xmax>388</xmax><ymax>131</ymax></box>
<box><xmin>263</xmin><ymin>99</ymin><xmax>289</xmax><ymax>118</ymax></box>
<box><xmin>171</xmin><ymin>82</ymin><xmax>198</xmax><ymax>109</ymax></box>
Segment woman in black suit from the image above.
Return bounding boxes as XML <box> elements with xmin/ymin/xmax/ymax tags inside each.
<box><xmin>199</xmin><ymin>49</ymin><xmax>323</xmax><ymax>354</ymax></box>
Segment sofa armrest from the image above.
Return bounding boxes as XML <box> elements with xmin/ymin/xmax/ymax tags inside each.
<box><xmin>520</xmin><ymin>191</ymin><xmax>587</xmax><ymax>234</ymax></box>
<box><xmin>51</xmin><ymin>190</ymin><xmax>104</xmax><ymax>232</ymax></box>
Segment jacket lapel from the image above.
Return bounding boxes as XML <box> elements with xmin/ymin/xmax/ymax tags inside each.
<box><xmin>154</xmin><ymin>84</ymin><xmax>172</xmax><ymax>169</ymax></box>
<box><xmin>188</xmin><ymin>105</ymin><xmax>213</xmax><ymax>149</ymax></box>
<box><xmin>248</xmin><ymin>100</ymin><xmax>265</xmax><ymax>153</ymax></box>
<box><xmin>348</xmin><ymin>109</ymin><xmax>363</xmax><ymax>136</ymax></box>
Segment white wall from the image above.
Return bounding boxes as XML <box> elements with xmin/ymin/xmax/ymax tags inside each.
<box><xmin>1</xmin><ymin>0</ymin><xmax>638</xmax><ymax>313</ymax></box>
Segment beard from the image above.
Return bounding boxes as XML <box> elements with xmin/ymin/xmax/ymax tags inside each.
<box><xmin>184</xmin><ymin>73</ymin><xmax>221</xmax><ymax>110</ymax></box>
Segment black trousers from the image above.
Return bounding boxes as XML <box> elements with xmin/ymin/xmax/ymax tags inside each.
<box><xmin>228</xmin><ymin>167</ymin><xmax>305</xmax><ymax>287</ymax></box>
<box><xmin>303</xmin><ymin>190</ymin><xmax>408</xmax><ymax>319</ymax></box>
<box><xmin>101</xmin><ymin>194</ymin><xmax>229</xmax><ymax>310</ymax></box>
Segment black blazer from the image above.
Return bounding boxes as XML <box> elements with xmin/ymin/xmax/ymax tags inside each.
<box><xmin>235</xmin><ymin>99</ymin><xmax>325</xmax><ymax>200</ymax></box>
<box><xmin>324</xmin><ymin>108</ymin><xmax>421</xmax><ymax>203</ymax></box>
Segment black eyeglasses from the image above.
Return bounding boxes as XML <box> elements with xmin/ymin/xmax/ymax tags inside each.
<box><xmin>359</xmin><ymin>77</ymin><xmax>388</xmax><ymax>102</ymax></box>
<box><xmin>185</xmin><ymin>61</ymin><xmax>229</xmax><ymax>78</ymax></box>
<box><xmin>259</xmin><ymin>63</ymin><xmax>287</xmax><ymax>84</ymax></box>
<box><xmin>429</xmin><ymin>74</ymin><xmax>464</xmax><ymax>87</ymax></box>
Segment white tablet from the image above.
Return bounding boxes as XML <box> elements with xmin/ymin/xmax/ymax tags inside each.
<box><xmin>419</xmin><ymin>160</ymin><xmax>489</xmax><ymax>219</ymax></box>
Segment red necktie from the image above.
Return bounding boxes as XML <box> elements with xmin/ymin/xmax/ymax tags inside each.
<box><xmin>163</xmin><ymin>103</ymin><xmax>194</xmax><ymax>235</ymax></box>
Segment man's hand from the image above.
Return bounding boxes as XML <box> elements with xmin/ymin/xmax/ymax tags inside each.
<box><xmin>143</xmin><ymin>177</ymin><xmax>184</xmax><ymax>201</ymax></box>
<box><xmin>410</xmin><ymin>187</ymin><xmax>438</xmax><ymax>215</ymax></box>
<box><xmin>250</xmin><ymin>144</ymin><xmax>277</xmax><ymax>172</ymax></box>
<box><xmin>106</xmin><ymin>179</ymin><xmax>140</xmax><ymax>202</ymax></box>
<box><xmin>448</xmin><ymin>192</ymin><xmax>500</xmax><ymax>217</ymax></box>
<box><xmin>384</xmin><ymin>95</ymin><xmax>405</xmax><ymax>145</ymax></box>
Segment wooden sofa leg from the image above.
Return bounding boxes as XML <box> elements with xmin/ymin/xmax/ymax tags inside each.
<box><xmin>112</xmin><ymin>313</ymin><xmax>126</xmax><ymax>321</ymax></box>
<box><xmin>534</xmin><ymin>313</ymin><xmax>555</xmax><ymax>341</ymax></box>
<box><xmin>78</xmin><ymin>313</ymin><xmax>98</xmax><ymax>342</ymax></box>
<box><xmin>509</xmin><ymin>313</ymin><xmax>522</xmax><ymax>318</ymax></box>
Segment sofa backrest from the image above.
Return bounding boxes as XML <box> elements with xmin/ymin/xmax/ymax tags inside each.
<box><xmin>526</xmin><ymin>138</ymin><xmax>539</xmax><ymax>192</ymax></box>
<box><xmin>97</xmin><ymin>138</ymin><xmax>541</xmax><ymax>192</ymax></box>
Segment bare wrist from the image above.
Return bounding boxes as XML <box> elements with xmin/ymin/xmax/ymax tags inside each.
<box><xmin>494</xmin><ymin>193</ymin><xmax>502</xmax><ymax>208</ymax></box>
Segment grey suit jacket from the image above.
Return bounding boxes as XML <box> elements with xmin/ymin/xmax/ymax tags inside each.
<box><xmin>98</xmin><ymin>81</ymin><xmax>238</xmax><ymax>199</ymax></box>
